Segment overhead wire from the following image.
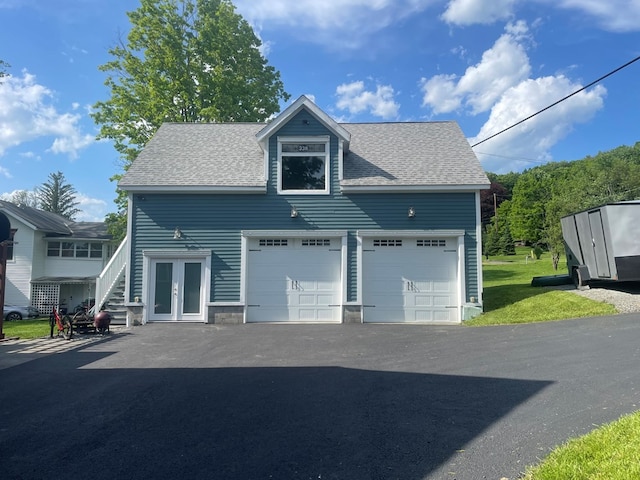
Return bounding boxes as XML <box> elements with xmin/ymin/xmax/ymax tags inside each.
<box><xmin>471</xmin><ymin>55</ymin><xmax>640</xmax><ymax>148</ymax></box>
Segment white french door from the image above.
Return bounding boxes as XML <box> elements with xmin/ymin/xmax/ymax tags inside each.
<box><xmin>149</xmin><ymin>259</ymin><xmax>205</xmax><ymax>322</ymax></box>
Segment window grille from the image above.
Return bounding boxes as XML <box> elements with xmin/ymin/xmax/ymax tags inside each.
<box><xmin>258</xmin><ymin>239</ymin><xmax>289</xmax><ymax>247</ymax></box>
<box><xmin>373</xmin><ymin>239</ymin><xmax>403</xmax><ymax>247</ymax></box>
<box><xmin>417</xmin><ymin>239</ymin><xmax>447</xmax><ymax>247</ymax></box>
<box><xmin>301</xmin><ymin>239</ymin><xmax>331</xmax><ymax>246</ymax></box>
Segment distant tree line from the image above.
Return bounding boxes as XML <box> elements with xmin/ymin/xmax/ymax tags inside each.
<box><xmin>482</xmin><ymin>142</ymin><xmax>640</xmax><ymax>269</ymax></box>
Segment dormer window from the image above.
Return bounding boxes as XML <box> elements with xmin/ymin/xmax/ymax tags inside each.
<box><xmin>277</xmin><ymin>136</ymin><xmax>330</xmax><ymax>194</ymax></box>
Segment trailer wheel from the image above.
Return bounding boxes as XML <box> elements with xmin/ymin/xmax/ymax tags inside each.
<box><xmin>572</xmin><ymin>268</ymin><xmax>587</xmax><ymax>289</ymax></box>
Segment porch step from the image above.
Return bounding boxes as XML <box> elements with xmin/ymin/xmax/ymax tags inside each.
<box><xmin>103</xmin><ymin>276</ymin><xmax>127</xmax><ymax>325</ymax></box>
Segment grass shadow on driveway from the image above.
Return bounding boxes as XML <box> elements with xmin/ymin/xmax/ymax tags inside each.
<box><xmin>1</xmin><ymin>351</ymin><xmax>551</xmax><ymax>480</ymax></box>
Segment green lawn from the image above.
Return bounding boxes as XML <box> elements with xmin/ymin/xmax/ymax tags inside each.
<box><xmin>466</xmin><ymin>248</ymin><xmax>616</xmax><ymax>326</ymax></box>
<box><xmin>2</xmin><ymin>317</ymin><xmax>52</xmax><ymax>340</ymax></box>
<box><xmin>523</xmin><ymin>411</ymin><xmax>640</xmax><ymax>480</ymax></box>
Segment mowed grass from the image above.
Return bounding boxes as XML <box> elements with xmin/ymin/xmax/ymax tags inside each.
<box><xmin>2</xmin><ymin>317</ymin><xmax>51</xmax><ymax>340</ymax></box>
<box><xmin>466</xmin><ymin>248</ymin><xmax>616</xmax><ymax>326</ymax></box>
<box><xmin>522</xmin><ymin>411</ymin><xmax>640</xmax><ymax>480</ymax></box>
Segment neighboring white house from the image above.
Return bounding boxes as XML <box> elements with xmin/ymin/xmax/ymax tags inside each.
<box><xmin>0</xmin><ymin>201</ymin><xmax>114</xmax><ymax>314</ymax></box>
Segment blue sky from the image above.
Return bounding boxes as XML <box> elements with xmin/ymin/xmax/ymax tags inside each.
<box><xmin>1</xmin><ymin>0</ymin><xmax>639</xmax><ymax>221</ymax></box>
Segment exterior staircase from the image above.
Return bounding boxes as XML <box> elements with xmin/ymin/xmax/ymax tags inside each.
<box><xmin>102</xmin><ymin>276</ymin><xmax>127</xmax><ymax>325</ymax></box>
<box><xmin>95</xmin><ymin>236</ymin><xmax>128</xmax><ymax>325</ymax></box>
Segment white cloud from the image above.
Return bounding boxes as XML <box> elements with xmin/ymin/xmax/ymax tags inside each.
<box><xmin>421</xmin><ymin>21</ymin><xmax>532</xmax><ymax>114</ymax></box>
<box><xmin>234</xmin><ymin>0</ymin><xmax>437</xmax><ymax>48</ymax></box>
<box><xmin>74</xmin><ymin>193</ymin><xmax>109</xmax><ymax>222</ymax></box>
<box><xmin>442</xmin><ymin>0</ymin><xmax>517</xmax><ymax>25</ymax></box>
<box><xmin>471</xmin><ymin>76</ymin><xmax>606</xmax><ymax>172</ymax></box>
<box><xmin>335</xmin><ymin>81</ymin><xmax>400</xmax><ymax>119</ymax></box>
<box><xmin>0</xmin><ymin>70</ymin><xmax>94</xmax><ymax>158</ymax></box>
<box><xmin>547</xmin><ymin>0</ymin><xmax>640</xmax><ymax>32</ymax></box>
<box><xmin>441</xmin><ymin>0</ymin><xmax>640</xmax><ymax>31</ymax></box>
<box><xmin>421</xmin><ymin>20</ymin><xmax>606</xmax><ymax>171</ymax></box>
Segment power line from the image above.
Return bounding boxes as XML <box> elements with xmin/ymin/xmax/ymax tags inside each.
<box><xmin>471</xmin><ymin>55</ymin><xmax>640</xmax><ymax>148</ymax></box>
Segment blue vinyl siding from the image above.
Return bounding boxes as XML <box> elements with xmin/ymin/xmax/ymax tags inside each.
<box><xmin>129</xmin><ymin>192</ymin><xmax>479</xmax><ymax>303</ymax></box>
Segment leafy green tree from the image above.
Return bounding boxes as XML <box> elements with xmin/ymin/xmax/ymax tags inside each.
<box><xmin>92</xmin><ymin>0</ymin><xmax>290</xmax><ymax>240</ymax></box>
<box><xmin>5</xmin><ymin>189</ymin><xmax>39</xmax><ymax>208</ymax></box>
<box><xmin>480</xmin><ymin>181</ymin><xmax>509</xmax><ymax>226</ymax></box>
<box><xmin>487</xmin><ymin>171</ymin><xmax>520</xmax><ymax>195</ymax></box>
<box><xmin>508</xmin><ymin>168</ymin><xmax>548</xmax><ymax>244</ymax></box>
<box><xmin>499</xmin><ymin>225</ymin><xmax>516</xmax><ymax>255</ymax></box>
<box><xmin>483</xmin><ymin>200</ymin><xmax>515</xmax><ymax>257</ymax></box>
<box><xmin>37</xmin><ymin>172</ymin><xmax>81</xmax><ymax>220</ymax></box>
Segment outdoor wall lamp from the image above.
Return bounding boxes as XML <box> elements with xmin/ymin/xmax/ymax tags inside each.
<box><xmin>408</xmin><ymin>207</ymin><xmax>416</xmax><ymax>218</ymax></box>
<box><xmin>173</xmin><ymin>227</ymin><xmax>183</xmax><ymax>239</ymax></box>
<box><xmin>290</xmin><ymin>206</ymin><xmax>298</xmax><ymax>218</ymax></box>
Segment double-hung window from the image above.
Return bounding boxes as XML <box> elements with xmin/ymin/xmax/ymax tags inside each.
<box><xmin>277</xmin><ymin>136</ymin><xmax>330</xmax><ymax>194</ymax></box>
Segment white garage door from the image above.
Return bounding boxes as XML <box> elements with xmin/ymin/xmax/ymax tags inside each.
<box><xmin>247</xmin><ymin>237</ymin><xmax>342</xmax><ymax>323</ymax></box>
<box><xmin>363</xmin><ymin>237</ymin><xmax>459</xmax><ymax>323</ymax></box>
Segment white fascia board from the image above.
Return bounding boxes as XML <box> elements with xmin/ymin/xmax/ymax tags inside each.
<box><xmin>45</xmin><ymin>236</ymin><xmax>110</xmax><ymax>242</ymax></box>
<box><xmin>141</xmin><ymin>249</ymin><xmax>211</xmax><ymax>258</ymax></box>
<box><xmin>0</xmin><ymin>208</ymin><xmax>39</xmax><ymax>231</ymax></box>
<box><xmin>475</xmin><ymin>190</ymin><xmax>484</xmax><ymax>306</ymax></box>
<box><xmin>357</xmin><ymin>229</ymin><xmax>465</xmax><ymax>238</ymax></box>
<box><xmin>242</xmin><ymin>229</ymin><xmax>348</xmax><ymax>238</ymax></box>
<box><xmin>255</xmin><ymin>95</ymin><xmax>351</xmax><ymax>146</ymax></box>
<box><xmin>340</xmin><ymin>184</ymin><xmax>490</xmax><ymax>193</ymax></box>
<box><xmin>121</xmin><ymin>185</ymin><xmax>267</xmax><ymax>194</ymax></box>
<box><xmin>338</xmin><ymin>139</ymin><xmax>344</xmax><ymax>181</ymax></box>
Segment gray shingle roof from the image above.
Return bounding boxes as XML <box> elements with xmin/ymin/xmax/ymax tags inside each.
<box><xmin>119</xmin><ymin>123</ymin><xmax>266</xmax><ymax>190</ymax></box>
<box><xmin>342</xmin><ymin>122</ymin><xmax>489</xmax><ymax>188</ymax></box>
<box><xmin>119</xmin><ymin>117</ymin><xmax>489</xmax><ymax>191</ymax></box>
<box><xmin>0</xmin><ymin>201</ymin><xmax>110</xmax><ymax>239</ymax></box>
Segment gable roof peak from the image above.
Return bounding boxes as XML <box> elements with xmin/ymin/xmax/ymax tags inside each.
<box><xmin>255</xmin><ymin>95</ymin><xmax>351</xmax><ymax>148</ymax></box>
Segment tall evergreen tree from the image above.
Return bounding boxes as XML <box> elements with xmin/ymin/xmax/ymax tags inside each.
<box><xmin>38</xmin><ymin>172</ymin><xmax>80</xmax><ymax>220</ymax></box>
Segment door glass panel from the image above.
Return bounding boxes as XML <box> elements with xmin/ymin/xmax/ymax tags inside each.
<box><xmin>183</xmin><ymin>262</ymin><xmax>202</xmax><ymax>314</ymax></box>
<box><xmin>154</xmin><ymin>262</ymin><xmax>173</xmax><ymax>314</ymax></box>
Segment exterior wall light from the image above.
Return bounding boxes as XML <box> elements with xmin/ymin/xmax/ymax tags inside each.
<box><xmin>290</xmin><ymin>206</ymin><xmax>298</xmax><ymax>218</ymax></box>
<box><xmin>408</xmin><ymin>207</ymin><xmax>416</xmax><ymax>218</ymax></box>
<box><xmin>173</xmin><ymin>227</ymin><xmax>183</xmax><ymax>239</ymax></box>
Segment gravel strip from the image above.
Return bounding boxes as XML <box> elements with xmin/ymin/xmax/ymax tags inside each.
<box><xmin>557</xmin><ymin>283</ymin><xmax>640</xmax><ymax>313</ymax></box>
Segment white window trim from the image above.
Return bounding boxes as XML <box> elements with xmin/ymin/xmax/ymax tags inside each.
<box><xmin>141</xmin><ymin>249</ymin><xmax>212</xmax><ymax>325</ymax></box>
<box><xmin>277</xmin><ymin>135</ymin><xmax>330</xmax><ymax>195</ymax></box>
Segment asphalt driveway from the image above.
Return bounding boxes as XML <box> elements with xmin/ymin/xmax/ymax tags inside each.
<box><xmin>1</xmin><ymin>315</ymin><xmax>639</xmax><ymax>479</ymax></box>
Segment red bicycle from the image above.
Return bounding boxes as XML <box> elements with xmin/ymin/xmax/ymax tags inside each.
<box><xmin>48</xmin><ymin>304</ymin><xmax>72</xmax><ymax>340</ymax></box>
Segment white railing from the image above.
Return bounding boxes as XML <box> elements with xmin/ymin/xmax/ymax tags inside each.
<box><xmin>95</xmin><ymin>236</ymin><xmax>128</xmax><ymax>311</ymax></box>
